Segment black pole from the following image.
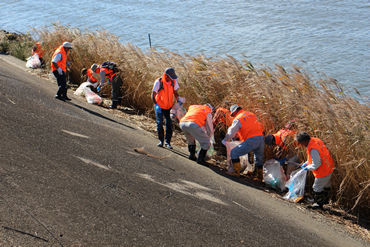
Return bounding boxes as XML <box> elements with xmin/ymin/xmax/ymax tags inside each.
<box><xmin>148</xmin><ymin>34</ymin><xmax>152</xmax><ymax>48</ymax></box>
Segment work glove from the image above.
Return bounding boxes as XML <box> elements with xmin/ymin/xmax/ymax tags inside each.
<box><xmin>301</xmin><ymin>162</ymin><xmax>308</xmax><ymax>171</ymax></box>
<box><xmin>177</xmin><ymin>99</ymin><xmax>183</xmax><ymax>106</ymax></box>
<box><xmin>57</xmin><ymin>67</ymin><xmax>63</xmax><ymax>75</ymax></box>
<box><xmin>279</xmin><ymin>157</ymin><xmax>287</xmax><ymax>165</ymax></box>
<box><xmin>107</xmin><ymin>79</ymin><xmax>111</xmax><ymax>84</ymax></box>
<box><xmin>97</xmin><ymin>86</ymin><xmax>101</xmax><ymax>92</ymax></box>
<box><xmin>222</xmin><ymin>139</ymin><xmax>227</xmax><ymax>146</ymax></box>
<box><xmin>66</xmin><ymin>61</ymin><xmax>71</xmax><ymax>66</ymax></box>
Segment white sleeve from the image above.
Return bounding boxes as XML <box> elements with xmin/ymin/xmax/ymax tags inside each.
<box><xmin>152</xmin><ymin>79</ymin><xmax>160</xmax><ymax>93</ymax></box>
<box><xmin>223</xmin><ymin>119</ymin><xmax>241</xmax><ymax>141</ymax></box>
<box><xmin>52</xmin><ymin>53</ymin><xmax>62</xmax><ymax>63</ymax></box>
<box><xmin>173</xmin><ymin>79</ymin><xmax>179</xmax><ymax>91</ymax></box>
<box><xmin>205</xmin><ymin>113</ymin><xmax>214</xmax><ymax>137</ymax></box>
<box><xmin>100</xmin><ymin>70</ymin><xmax>106</xmax><ymax>85</ymax></box>
<box><xmin>306</xmin><ymin>149</ymin><xmax>322</xmax><ymax>171</ymax></box>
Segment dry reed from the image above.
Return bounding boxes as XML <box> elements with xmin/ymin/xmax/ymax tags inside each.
<box><xmin>32</xmin><ymin>23</ymin><xmax>369</xmax><ymax>218</ymax></box>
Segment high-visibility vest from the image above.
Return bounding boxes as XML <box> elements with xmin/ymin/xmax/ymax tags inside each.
<box><xmin>235</xmin><ymin>110</ymin><xmax>263</xmax><ymax>142</ymax></box>
<box><xmin>32</xmin><ymin>42</ymin><xmax>44</xmax><ymax>58</ymax></box>
<box><xmin>51</xmin><ymin>46</ymin><xmax>67</xmax><ymax>72</ymax></box>
<box><xmin>99</xmin><ymin>65</ymin><xmax>117</xmax><ymax>81</ymax></box>
<box><xmin>213</xmin><ymin>107</ymin><xmax>233</xmax><ymax>127</ymax></box>
<box><xmin>180</xmin><ymin>105</ymin><xmax>211</xmax><ymax>127</ymax></box>
<box><xmin>155</xmin><ymin>75</ymin><xmax>175</xmax><ymax>110</ymax></box>
<box><xmin>307</xmin><ymin>137</ymin><xmax>335</xmax><ymax>178</ymax></box>
<box><xmin>273</xmin><ymin>128</ymin><xmax>297</xmax><ymax>150</ymax></box>
<box><xmin>87</xmin><ymin>69</ymin><xmax>97</xmax><ymax>83</ymax></box>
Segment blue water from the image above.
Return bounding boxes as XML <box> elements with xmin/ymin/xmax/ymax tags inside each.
<box><xmin>1</xmin><ymin>0</ymin><xmax>369</xmax><ymax>98</ymax></box>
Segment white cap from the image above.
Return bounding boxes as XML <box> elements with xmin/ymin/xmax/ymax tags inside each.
<box><xmin>62</xmin><ymin>42</ymin><xmax>73</xmax><ymax>49</ymax></box>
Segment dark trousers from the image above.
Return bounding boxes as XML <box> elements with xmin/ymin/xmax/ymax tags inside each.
<box><xmin>111</xmin><ymin>74</ymin><xmax>122</xmax><ymax>102</ymax></box>
<box><xmin>53</xmin><ymin>70</ymin><xmax>66</xmax><ymax>97</ymax></box>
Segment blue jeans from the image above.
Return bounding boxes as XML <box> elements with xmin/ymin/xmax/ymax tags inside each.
<box><xmin>155</xmin><ymin>104</ymin><xmax>172</xmax><ymax>144</ymax></box>
<box><xmin>230</xmin><ymin>135</ymin><xmax>265</xmax><ymax>169</ymax></box>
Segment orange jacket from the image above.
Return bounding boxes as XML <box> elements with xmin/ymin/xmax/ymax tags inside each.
<box><xmin>273</xmin><ymin>128</ymin><xmax>297</xmax><ymax>150</ymax></box>
<box><xmin>307</xmin><ymin>137</ymin><xmax>335</xmax><ymax>178</ymax></box>
<box><xmin>87</xmin><ymin>69</ymin><xmax>97</xmax><ymax>83</ymax></box>
<box><xmin>32</xmin><ymin>42</ymin><xmax>44</xmax><ymax>58</ymax></box>
<box><xmin>155</xmin><ymin>75</ymin><xmax>175</xmax><ymax>110</ymax></box>
<box><xmin>51</xmin><ymin>46</ymin><xmax>67</xmax><ymax>72</ymax></box>
<box><xmin>180</xmin><ymin>105</ymin><xmax>211</xmax><ymax>127</ymax></box>
<box><xmin>235</xmin><ymin>110</ymin><xmax>263</xmax><ymax>142</ymax></box>
<box><xmin>213</xmin><ymin>107</ymin><xmax>233</xmax><ymax>127</ymax></box>
<box><xmin>99</xmin><ymin>66</ymin><xmax>117</xmax><ymax>81</ymax></box>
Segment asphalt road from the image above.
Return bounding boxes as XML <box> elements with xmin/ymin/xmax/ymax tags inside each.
<box><xmin>0</xmin><ymin>54</ymin><xmax>367</xmax><ymax>246</ymax></box>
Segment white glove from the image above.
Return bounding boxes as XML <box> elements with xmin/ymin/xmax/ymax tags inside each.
<box><xmin>93</xmin><ymin>82</ymin><xmax>98</xmax><ymax>88</ymax></box>
<box><xmin>222</xmin><ymin>140</ymin><xmax>227</xmax><ymax>145</ymax></box>
<box><xmin>57</xmin><ymin>67</ymin><xmax>63</xmax><ymax>75</ymax></box>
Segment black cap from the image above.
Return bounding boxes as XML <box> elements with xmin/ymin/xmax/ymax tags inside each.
<box><xmin>165</xmin><ymin>67</ymin><xmax>178</xmax><ymax>80</ymax></box>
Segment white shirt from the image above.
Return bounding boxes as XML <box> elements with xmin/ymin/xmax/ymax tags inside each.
<box><xmin>152</xmin><ymin>78</ymin><xmax>179</xmax><ymax>93</ymax></box>
<box><xmin>52</xmin><ymin>53</ymin><xmax>62</xmax><ymax>63</ymax></box>
<box><xmin>306</xmin><ymin>149</ymin><xmax>322</xmax><ymax>171</ymax></box>
<box><xmin>223</xmin><ymin>119</ymin><xmax>242</xmax><ymax>141</ymax></box>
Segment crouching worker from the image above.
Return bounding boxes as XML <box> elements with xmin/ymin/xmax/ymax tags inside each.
<box><xmin>97</xmin><ymin>61</ymin><xmax>121</xmax><ymax>109</ymax></box>
<box><xmin>180</xmin><ymin>104</ymin><xmax>215</xmax><ymax>165</ymax></box>
<box><xmin>222</xmin><ymin>105</ymin><xmax>265</xmax><ymax>178</ymax></box>
<box><xmin>296</xmin><ymin>131</ymin><xmax>335</xmax><ymax>209</ymax></box>
<box><xmin>81</xmin><ymin>64</ymin><xmax>99</xmax><ymax>87</ymax></box>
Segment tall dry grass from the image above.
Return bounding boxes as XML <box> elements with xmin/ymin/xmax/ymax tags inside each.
<box><xmin>32</xmin><ymin>23</ymin><xmax>369</xmax><ymax>218</ymax></box>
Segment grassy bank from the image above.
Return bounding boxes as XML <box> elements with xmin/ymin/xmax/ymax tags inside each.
<box><xmin>2</xmin><ymin>24</ymin><xmax>369</xmax><ymax>219</ymax></box>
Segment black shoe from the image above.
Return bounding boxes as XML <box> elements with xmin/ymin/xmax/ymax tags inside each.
<box><xmin>55</xmin><ymin>95</ymin><xmax>65</xmax><ymax>101</ymax></box>
<box><xmin>165</xmin><ymin>143</ymin><xmax>173</xmax><ymax>149</ymax></box>
<box><xmin>197</xmin><ymin>149</ymin><xmax>208</xmax><ymax>166</ymax></box>
<box><xmin>157</xmin><ymin>141</ymin><xmax>164</xmax><ymax>147</ymax></box>
<box><xmin>63</xmin><ymin>96</ymin><xmax>71</xmax><ymax>101</ymax></box>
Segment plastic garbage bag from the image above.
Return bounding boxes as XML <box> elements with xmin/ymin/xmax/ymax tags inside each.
<box><xmin>263</xmin><ymin>159</ymin><xmax>287</xmax><ymax>191</ymax></box>
<box><xmin>84</xmin><ymin>86</ymin><xmax>102</xmax><ymax>104</ymax></box>
<box><xmin>196</xmin><ymin>134</ymin><xmax>215</xmax><ymax>160</ymax></box>
<box><xmin>74</xmin><ymin>82</ymin><xmax>92</xmax><ymax>96</ymax></box>
<box><xmin>224</xmin><ymin>141</ymin><xmax>253</xmax><ymax>174</ymax></box>
<box><xmin>283</xmin><ymin>168</ymin><xmax>307</xmax><ymax>202</ymax></box>
<box><xmin>26</xmin><ymin>54</ymin><xmax>41</xmax><ymax>69</ymax></box>
<box><xmin>170</xmin><ymin>97</ymin><xmax>186</xmax><ymax>123</ymax></box>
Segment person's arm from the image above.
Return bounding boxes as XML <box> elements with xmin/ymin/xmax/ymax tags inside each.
<box><xmin>151</xmin><ymin>80</ymin><xmax>160</xmax><ymax>105</ymax></box>
<box><xmin>306</xmin><ymin>149</ymin><xmax>322</xmax><ymax>171</ymax></box>
<box><xmin>173</xmin><ymin>80</ymin><xmax>180</xmax><ymax>101</ymax></box>
<box><xmin>100</xmin><ymin>70</ymin><xmax>106</xmax><ymax>86</ymax></box>
<box><xmin>205</xmin><ymin>113</ymin><xmax>214</xmax><ymax>137</ymax></box>
<box><xmin>223</xmin><ymin>119</ymin><xmax>241</xmax><ymax>141</ymax></box>
<box><xmin>52</xmin><ymin>53</ymin><xmax>62</xmax><ymax>70</ymax></box>
<box><xmin>151</xmin><ymin>91</ymin><xmax>157</xmax><ymax>105</ymax></box>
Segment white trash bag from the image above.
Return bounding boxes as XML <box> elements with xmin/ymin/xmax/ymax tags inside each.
<box><xmin>26</xmin><ymin>54</ymin><xmax>41</xmax><ymax>69</ymax></box>
<box><xmin>84</xmin><ymin>86</ymin><xmax>102</xmax><ymax>104</ymax></box>
<box><xmin>224</xmin><ymin>141</ymin><xmax>253</xmax><ymax>174</ymax></box>
<box><xmin>283</xmin><ymin>168</ymin><xmax>307</xmax><ymax>202</ymax></box>
<box><xmin>170</xmin><ymin>97</ymin><xmax>186</xmax><ymax>123</ymax></box>
<box><xmin>74</xmin><ymin>82</ymin><xmax>92</xmax><ymax>96</ymax></box>
<box><xmin>263</xmin><ymin>159</ymin><xmax>287</xmax><ymax>191</ymax></box>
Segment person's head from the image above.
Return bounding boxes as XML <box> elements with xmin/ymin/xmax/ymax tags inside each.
<box><xmin>296</xmin><ymin>131</ymin><xmax>311</xmax><ymax>147</ymax></box>
<box><xmin>230</xmin><ymin>104</ymin><xmax>242</xmax><ymax>117</ymax></box>
<box><xmin>205</xmin><ymin>103</ymin><xmax>215</xmax><ymax>114</ymax></box>
<box><xmin>91</xmin><ymin>64</ymin><xmax>98</xmax><ymax>73</ymax></box>
<box><xmin>264</xmin><ymin>134</ymin><xmax>276</xmax><ymax>149</ymax></box>
<box><xmin>81</xmin><ymin>68</ymin><xmax>87</xmax><ymax>76</ymax></box>
<box><xmin>164</xmin><ymin>67</ymin><xmax>177</xmax><ymax>81</ymax></box>
<box><xmin>62</xmin><ymin>42</ymin><xmax>73</xmax><ymax>54</ymax></box>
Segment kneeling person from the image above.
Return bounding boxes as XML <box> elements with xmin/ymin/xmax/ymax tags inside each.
<box><xmin>180</xmin><ymin>104</ymin><xmax>215</xmax><ymax>165</ymax></box>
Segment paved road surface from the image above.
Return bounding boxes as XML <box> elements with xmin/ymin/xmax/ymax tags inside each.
<box><xmin>0</xmin><ymin>54</ymin><xmax>367</xmax><ymax>246</ymax></box>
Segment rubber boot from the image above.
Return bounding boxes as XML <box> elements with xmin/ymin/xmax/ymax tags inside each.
<box><xmin>227</xmin><ymin>160</ymin><xmax>241</xmax><ymax>177</ymax></box>
<box><xmin>188</xmin><ymin>145</ymin><xmax>197</xmax><ymax>161</ymax></box>
<box><xmin>197</xmin><ymin>149</ymin><xmax>208</xmax><ymax>166</ymax></box>
<box><xmin>55</xmin><ymin>87</ymin><xmax>65</xmax><ymax>101</ymax></box>
<box><xmin>307</xmin><ymin>191</ymin><xmax>324</xmax><ymax>209</ymax></box>
<box><xmin>157</xmin><ymin>130</ymin><xmax>164</xmax><ymax>147</ymax></box>
<box><xmin>63</xmin><ymin>87</ymin><xmax>71</xmax><ymax>101</ymax></box>
<box><xmin>323</xmin><ymin>187</ymin><xmax>331</xmax><ymax>205</ymax></box>
<box><xmin>253</xmin><ymin>168</ymin><xmax>264</xmax><ymax>182</ymax></box>
<box><xmin>110</xmin><ymin>100</ymin><xmax>118</xmax><ymax>109</ymax></box>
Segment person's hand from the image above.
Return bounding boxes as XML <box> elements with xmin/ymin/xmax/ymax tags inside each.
<box><xmin>57</xmin><ymin>67</ymin><xmax>63</xmax><ymax>75</ymax></box>
<box><xmin>66</xmin><ymin>61</ymin><xmax>71</xmax><ymax>66</ymax></box>
<box><xmin>301</xmin><ymin>162</ymin><xmax>308</xmax><ymax>170</ymax></box>
<box><xmin>279</xmin><ymin>157</ymin><xmax>287</xmax><ymax>165</ymax></box>
<box><xmin>177</xmin><ymin>99</ymin><xmax>183</xmax><ymax>106</ymax></box>
<box><xmin>107</xmin><ymin>79</ymin><xmax>111</xmax><ymax>84</ymax></box>
<box><xmin>222</xmin><ymin>140</ymin><xmax>227</xmax><ymax>145</ymax></box>
<box><xmin>97</xmin><ymin>86</ymin><xmax>101</xmax><ymax>92</ymax></box>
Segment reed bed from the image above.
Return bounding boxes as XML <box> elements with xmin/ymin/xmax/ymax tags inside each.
<box><xmin>28</xmin><ymin>23</ymin><xmax>370</xmax><ymax>219</ymax></box>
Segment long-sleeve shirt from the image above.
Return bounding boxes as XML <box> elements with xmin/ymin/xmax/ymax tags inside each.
<box><xmin>306</xmin><ymin>149</ymin><xmax>322</xmax><ymax>171</ymax></box>
<box><xmin>205</xmin><ymin>113</ymin><xmax>214</xmax><ymax>138</ymax></box>
<box><xmin>223</xmin><ymin>119</ymin><xmax>242</xmax><ymax>141</ymax></box>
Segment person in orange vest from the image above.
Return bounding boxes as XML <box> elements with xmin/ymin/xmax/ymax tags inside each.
<box><xmin>151</xmin><ymin>68</ymin><xmax>180</xmax><ymax>149</ymax></box>
<box><xmin>96</xmin><ymin>61</ymin><xmax>122</xmax><ymax>109</ymax></box>
<box><xmin>297</xmin><ymin>131</ymin><xmax>335</xmax><ymax>209</ymax></box>
<box><xmin>32</xmin><ymin>41</ymin><xmax>44</xmax><ymax>66</ymax></box>
<box><xmin>180</xmin><ymin>104</ymin><xmax>215</xmax><ymax>165</ymax></box>
<box><xmin>264</xmin><ymin>120</ymin><xmax>300</xmax><ymax>179</ymax></box>
<box><xmin>51</xmin><ymin>42</ymin><xmax>73</xmax><ymax>101</ymax></box>
<box><xmin>81</xmin><ymin>64</ymin><xmax>99</xmax><ymax>87</ymax></box>
<box><xmin>221</xmin><ymin>105</ymin><xmax>265</xmax><ymax>179</ymax></box>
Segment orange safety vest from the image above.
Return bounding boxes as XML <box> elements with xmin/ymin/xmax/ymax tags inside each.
<box><xmin>99</xmin><ymin>65</ymin><xmax>117</xmax><ymax>81</ymax></box>
<box><xmin>213</xmin><ymin>107</ymin><xmax>233</xmax><ymax>127</ymax></box>
<box><xmin>273</xmin><ymin>128</ymin><xmax>297</xmax><ymax>150</ymax></box>
<box><xmin>180</xmin><ymin>105</ymin><xmax>211</xmax><ymax>127</ymax></box>
<box><xmin>50</xmin><ymin>46</ymin><xmax>67</xmax><ymax>72</ymax></box>
<box><xmin>307</xmin><ymin>137</ymin><xmax>335</xmax><ymax>178</ymax></box>
<box><xmin>32</xmin><ymin>42</ymin><xmax>44</xmax><ymax>58</ymax></box>
<box><xmin>155</xmin><ymin>75</ymin><xmax>175</xmax><ymax>110</ymax></box>
<box><xmin>87</xmin><ymin>69</ymin><xmax>97</xmax><ymax>83</ymax></box>
<box><xmin>235</xmin><ymin>110</ymin><xmax>263</xmax><ymax>142</ymax></box>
